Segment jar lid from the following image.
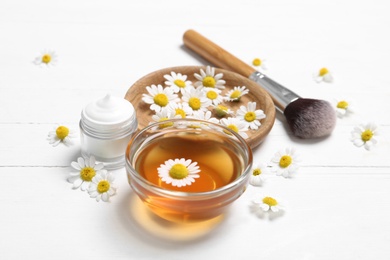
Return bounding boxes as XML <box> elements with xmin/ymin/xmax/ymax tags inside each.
<box><xmin>81</xmin><ymin>94</ymin><xmax>136</xmax><ymax>132</ymax></box>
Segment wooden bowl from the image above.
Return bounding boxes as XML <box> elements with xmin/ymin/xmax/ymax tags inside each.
<box><xmin>124</xmin><ymin>66</ymin><xmax>275</xmax><ymax>149</ymax></box>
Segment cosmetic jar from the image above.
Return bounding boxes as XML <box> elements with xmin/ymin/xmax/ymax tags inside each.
<box><xmin>80</xmin><ymin>94</ymin><xmax>138</xmax><ymax>170</ymax></box>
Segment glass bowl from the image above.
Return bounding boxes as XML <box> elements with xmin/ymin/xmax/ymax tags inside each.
<box><xmin>125</xmin><ymin>118</ymin><xmax>253</xmax><ymax>223</ymax></box>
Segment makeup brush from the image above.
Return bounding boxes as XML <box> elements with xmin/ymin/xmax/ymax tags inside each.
<box><xmin>183</xmin><ymin>29</ymin><xmax>336</xmax><ymax>139</ymax></box>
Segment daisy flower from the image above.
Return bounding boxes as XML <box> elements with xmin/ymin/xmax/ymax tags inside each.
<box><xmin>164</xmin><ymin>71</ymin><xmax>194</xmax><ymax>94</ymax></box>
<box><xmin>334</xmin><ymin>98</ymin><xmax>354</xmax><ymax>118</ymax></box>
<box><xmin>68</xmin><ymin>156</ymin><xmax>105</xmax><ymax>191</ymax></box>
<box><xmin>252</xmin><ymin>195</ymin><xmax>283</xmax><ymax>213</ymax></box>
<box><xmin>157</xmin><ymin>158</ymin><xmax>201</xmax><ymax>187</ymax></box>
<box><xmin>33</xmin><ymin>50</ymin><xmax>58</xmax><ymax>67</ymax></box>
<box><xmin>47</xmin><ymin>125</ymin><xmax>76</xmax><ymax>147</ymax></box>
<box><xmin>167</xmin><ymin>102</ymin><xmax>192</xmax><ymax>118</ymax></box>
<box><xmin>203</xmin><ymin>87</ymin><xmax>224</xmax><ymax>106</ymax></box>
<box><xmin>194</xmin><ymin>66</ymin><xmax>226</xmax><ymax>89</ymax></box>
<box><xmin>181</xmin><ymin>88</ymin><xmax>212</xmax><ymax>115</ymax></box>
<box><xmin>212</xmin><ymin>104</ymin><xmax>233</xmax><ymax>118</ymax></box>
<box><xmin>88</xmin><ymin>170</ymin><xmax>116</xmax><ymax>202</ymax></box>
<box><xmin>236</xmin><ymin>101</ymin><xmax>266</xmax><ymax>130</ymax></box>
<box><xmin>151</xmin><ymin>109</ymin><xmax>181</xmax><ymax>128</ymax></box>
<box><xmin>142</xmin><ymin>84</ymin><xmax>180</xmax><ymax>112</ymax></box>
<box><xmin>249</xmin><ymin>163</ymin><xmax>268</xmax><ymax>186</ymax></box>
<box><xmin>270</xmin><ymin>147</ymin><xmax>300</xmax><ymax>178</ymax></box>
<box><xmin>220</xmin><ymin>117</ymin><xmax>249</xmax><ymax>139</ymax></box>
<box><xmin>224</xmin><ymin>86</ymin><xmax>250</xmax><ymax>102</ymax></box>
<box><xmin>189</xmin><ymin>110</ymin><xmax>219</xmax><ymax>125</ymax></box>
<box><xmin>252</xmin><ymin>57</ymin><xmax>267</xmax><ymax>70</ymax></box>
<box><xmin>350</xmin><ymin>122</ymin><xmax>379</xmax><ymax>150</ymax></box>
<box><xmin>314</xmin><ymin>67</ymin><xmax>333</xmax><ymax>83</ymax></box>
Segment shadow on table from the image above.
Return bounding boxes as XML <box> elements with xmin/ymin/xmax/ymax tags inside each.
<box><xmin>116</xmin><ymin>190</ymin><xmax>228</xmax><ymax>247</ymax></box>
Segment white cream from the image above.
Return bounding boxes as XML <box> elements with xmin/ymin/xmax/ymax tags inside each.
<box><xmin>80</xmin><ymin>94</ymin><xmax>137</xmax><ymax>170</ymax></box>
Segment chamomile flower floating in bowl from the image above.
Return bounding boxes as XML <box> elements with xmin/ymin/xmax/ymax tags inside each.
<box><xmin>142</xmin><ymin>84</ymin><xmax>180</xmax><ymax>112</ymax></box>
<box><xmin>125</xmin><ymin>118</ymin><xmax>253</xmax><ymax>222</ymax></box>
<box><xmin>194</xmin><ymin>65</ymin><xmax>226</xmax><ymax>89</ymax></box>
<box><xmin>33</xmin><ymin>50</ymin><xmax>58</xmax><ymax>67</ymax></box>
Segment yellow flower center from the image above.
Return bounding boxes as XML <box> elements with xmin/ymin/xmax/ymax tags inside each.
<box><xmin>262</xmin><ymin>196</ymin><xmax>278</xmax><ymax>206</ymax></box>
<box><xmin>97</xmin><ymin>180</ymin><xmax>110</xmax><ymax>193</ymax></box>
<box><xmin>228</xmin><ymin>124</ymin><xmax>239</xmax><ymax>133</ymax></box>
<box><xmin>175</xmin><ymin>108</ymin><xmax>186</xmax><ymax>118</ymax></box>
<box><xmin>56</xmin><ymin>126</ymin><xmax>69</xmax><ymax>140</ymax></box>
<box><xmin>215</xmin><ymin>105</ymin><xmax>229</xmax><ymax>117</ymax></box>
<box><xmin>253</xmin><ymin>168</ymin><xmax>262</xmax><ymax>176</ymax></box>
<box><xmin>279</xmin><ymin>155</ymin><xmax>292</xmax><ymax>168</ymax></box>
<box><xmin>174</xmin><ymin>79</ymin><xmax>186</xmax><ymax>88</ymax></box>
<box><xmin>169</xmin><ymin>164</ymin><xmax>189</xmax><ymax>179</ymax></box>
<box><xmin>80</xmin><ymin>167</ymin><xmax>96</xmax><ymax>182</ymax></box>
<box><xmin>319</xmin><ymin>67</ymin><xmax>329</xmax><ymax>76</ymax></box>
<box><xmin>153</xmin><ymin>93</ymin><xmax>169</xmax><ymax>107</ymax></box>
<box><xmin>361</xmin><ymin>129</ymin><xmax>373</xmax><ymax>142</ymax></box>
<box><xmin>42</xmin><ymin>54</ymin><xmax>52</xmax><ymax>64</ymax></box>
<box><xmin>202</xmin><ymin>76</ymin><xmax>216</xmax><ymax>87</ymax></box>
<box><xmin>244</xmin><ymin>111</ymin><xmax>256</xmax><ymax>122</ymax></box>
<box><xmin>252</xmin><ymin>58</ymin><xmax>262</xmax><ymax>66</ymax></box>
<box><xmin>158</xmin><ymin>117</ymin><xmax>174</xmax><ymax>129</ymax></box>
<box><xmin>206</xmin><ymin>90</ymin><xmax>218</xmax><ymax>100</ymax></box>
<box><xmin>230</xmin><ymin>90</ymin><xmax>241</xmax><ymax>99</ymax></box>
<box><xmin>189</xmin><ymin>97</ymin><xmax>201</xmax><ymax>110</ymax></box>
<box><xmin>337</xmin><ymin>100</ymin><xmax>349</xmax><ymax>109</ymax></box>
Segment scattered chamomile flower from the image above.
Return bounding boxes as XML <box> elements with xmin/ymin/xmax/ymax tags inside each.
<box><xmin>203</xmin><ymin>87</ymin><xmax>224</xmax><ymax>106</ymax></box>
<box><xmin>189</xmin><ymin>110</ymin><xmax>219</xmax><ymax>125</ymax></box>
<box><xmin>270</xmin><ymin>147</ymin><xmax>300</xmax><ymax>178</ymax></box>
<box><xmin>252</xmin><ymin>195</ymin><xmax>283</xmax><ymax>213</ymax></box>
<box><xmin>68</xmin><ymin>156</ymin><xmax>105</xmax><ymax>191</ymax></box>
<box><xmin>47</xmin><ymin>125</ymin><xmax>76</xmax><ymax>147</ymax></box>
<box><xmin>194</xmin><ymin>65</ymin><xmax>226</xmax><ymax>89</ymax></box>
<box><xmin>252</xmin><ymin>58</ymin><xmax>267</xmax><ymax>70</ymax></box>
<box><xmin>33</xmin><ymin>50</ymin><xmax>58</xmax><ymax>67</ymax></box>
<box><xmin>151</xmin><ymin>109</ymin><xmax>181</xmax><ymax>128</ymax></box>
<box><xmin>213</xmin><ymin>104</ymin><xmax>233</xmax><ymax>118</ymax></box>
<box><xmin>88</xmin><ymin>170</ymin><xmax>116</xmax><ymax>202</ymax></box>
<box><xmin>167</xmin><ymin>101</ymin><xmax>192</xmax><ymax>118</ymax></box>
<box><xmin>142</xmin><ymin>84</ymin><xmax>180</xmax><ymax>112</ymax></box>
<box><xmin>224</xmin><ymin>86</ymin><xmax>250</xmax><ymax>102</ymax></box>
<box><xmin>181</xmin><ymin>87</ymin><xmax>212</xmax><ymax>115</ymax></box>
<box><xmin>249</xmin><ymin>163</ymin><xmax>268</xmax><ymax>186</ymax></box>
<box><xmin>164</xmin><ymin>71</ymin><xmax>194</xmax><ymax>94</ymax></box>
<box><xmin>314</xmin><ymin>67</ymin><xmax>333</xmax><ymax>83</ymax></box>
<box><xmin>236</xmin><ymin>101</ymin><xmax>266</xmax><ymax>130</ymax></box>
<box><xmin>158</xmin><ymin>158</ymin><xmax>201</xmax><ymax>187</ymax></box>
<box><xmin>334</xmin><ymin>98</ymin><xmax>354</xmax><ymax>118</ymax></box>
<box><xmin>220</xmin><ymin>117</ymin><xmax>249</xmax><ymax>139</ymax></box>
<box><xmin>350</xmin><ymin>122</ymin><xmax>379</xmax><ymax>150</ymax></box>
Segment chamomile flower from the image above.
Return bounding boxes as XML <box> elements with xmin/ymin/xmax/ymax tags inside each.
<box><xmin>88</xmin><ymin>170</ymin><xmax>116</xmax><ymax>202</ymax></box>
<box><xmin>157</xmin><ymin>158</ymin><xmax>201</xmax><ymax>187</ymax></box>
<box><xmin>182</xmin><ymin>88</ymin><xmax>212</xmax><ymax>115</ymax></box>
<box><xmin>252</xmin><ymin>195</ymin><xmax>283</xmax><ymax>213</ymax></box>
<box><xmin>314</xmin><ymin>67</ymin><xmax>333</xmax><ymax>83</ymax></box>
<box><xmin>47</xmin><ymin>125</ymin><xmax>76</xmax><ymax>147</ymax></box>
<box><xmin>167</xmin><ymin>102</ymin><xmax>192</xmax><ymax>118</ymax></box>
<box><xmin>220</xmin><ymin>117</ymin><xmax>249</xmax><ymax>139</ymax></box>
<box><xmin>194</xmin><ymin>66</ymin><xmax>226</xmax><ymax>89</ymax></box>
<box><xmin>142</xmin><ymin>84</ymin><xmax>180</xmax><ymax>112</ymax></box>
<box><xmin>350</xmin><ymin>122</ymin><xmax>379</xmax><ymax>150</ymax></box>
<box><xmin>334</xmin><ymin>98</ymin><xmax>354</xmax><ymax>118</ymax></box>
<box><xmin>189</xmin><ymin>110</ymin><xmax>219</xmax><ymax>125</ymax></box>
<box><xmin>270</xmin><ymin>147</ymin><xmax>300</xmax><ymax>178</ymax></box>
<box><xmin>249</xmin><ymin>163</ymin><xmax>268</xmax><ymax>186</ymax></box>
<box><xmin>236</xmin><ymin>101</ymin><xmax>266</xmax><ymax>130</ymax></box>
<box><xmin>33</xmin><ymin>50</ymin><xmax>58</xmax><ymax>67</ymax></box>
<box><xmin>164</xmin><ymin>71</ymin><xmax>194</xmax><ymax>94</ymax></box>
<box><xmin>224</xmin><ymin>86</ymin><xmax>250</xmax><ymax>102</ymax></box>
<box><xmin>68</xmin><ymin>156</ymin><xmax>105</xmax><ymax>191</ymax></box>
<box><xmin>151</xmin><ymin>109</ymin><xmax>181</xmax><ymax>128</ymax></box>
<box><xmin>252</xmin><ymin>58</ymin><xmax>267</xmax><ymax>70</ymax></box>
<box><xmin>213</xmin><ymin>104</ymin><xmax>233</xmax><ymax>118</ymax></box>
<box><xmin>203</xmin><ymin>87</ymin><xmax>224</xmax><ymax>106</ymax></box>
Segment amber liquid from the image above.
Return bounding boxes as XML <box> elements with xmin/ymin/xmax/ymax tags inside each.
<box><xmin>134</xmin><ymin>132</ymin><xmax>243</xmax><ymax>193</ymax></box>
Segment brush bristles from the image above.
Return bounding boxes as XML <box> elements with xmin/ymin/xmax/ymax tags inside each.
<box><xmin>284</xmin><ymin>98</ymin><xmax>336</xmax><ymax>139</ymax></box>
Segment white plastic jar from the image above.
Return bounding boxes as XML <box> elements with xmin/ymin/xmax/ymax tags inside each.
<box><xmin>79</xmin><ymin>94</ymin><xmax>138</xmax><ymax>170</ymax></box>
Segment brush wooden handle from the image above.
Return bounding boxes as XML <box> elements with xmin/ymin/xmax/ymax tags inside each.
<box><xmin>183</xmin><ymin>29</ymin><xmax>256</xmax><ymax>78</ymax></box>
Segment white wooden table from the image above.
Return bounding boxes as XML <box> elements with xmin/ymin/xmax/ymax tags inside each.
<box><xmin>1</xmin><ymin>0</ymin><xmax>389</xmax><ymax>259</ymax></box>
